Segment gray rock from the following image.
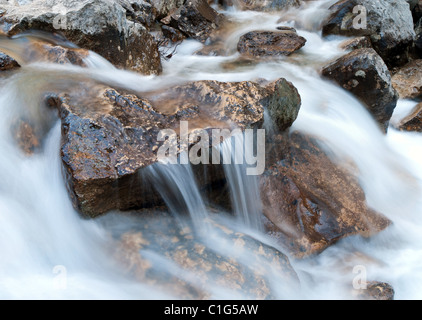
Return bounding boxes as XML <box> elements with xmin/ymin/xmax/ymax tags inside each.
<box><xmin>322</xmin><ymin>0</ymin><xmax>415</xmax><ymax>66</ymax></box>
<box><xmin>322</xmin><ymin>48</ymin><xmax>399</xmax><ymax>131</ymax></box>
<box><xmin>0</xmin><ymin>0</ymin><xmax>162</xmax><ymax>74</ymax></box>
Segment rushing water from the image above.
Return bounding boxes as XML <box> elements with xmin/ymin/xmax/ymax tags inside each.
<box><xmin>1</xmin><ymin>0</ymin><xmax>422</xmax><ymax>299</ymax></box>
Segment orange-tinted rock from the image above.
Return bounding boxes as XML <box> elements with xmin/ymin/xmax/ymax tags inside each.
<box><xmin>260</xmin><ymin>132</ymin><xmax>390</xmax><ymax>258</ymax></box>
<box><xmin>392</xmin><ymin>60</ymin><xmax>422</xmax><ymax>99</ymax></box>
<box><xmin>355</xmin><ymin>281</ymin><xmax>395</xmax><ymax>300</ymax></box>
<box><xmin>14</xmin><ymin>121</ymin><xmax>40</xmax><ymax>155</ymax></box>
<box><xmin>398</xmin><ymin>102</ymin><xmax>422</xmax><ymax>132</ymax></box>
<box><xmin>114</xmin><ymin>213</ymin><xmax>298</xmax><ymax>299</ymax></box>
<box><xmin>60</xmin><ymin>79</ymin><xmax>300</xmax><ymax>217</ymax></box>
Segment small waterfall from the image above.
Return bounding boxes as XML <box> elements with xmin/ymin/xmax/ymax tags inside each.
<box><xmin>220</xmin><ymin>133</ymin><xmax>263</xmax><ymax>230</ymax></box>
<box><xmin>145</xmin><ymin>153</ymin><xmax>210</xmax><ymax>232</ymax></box>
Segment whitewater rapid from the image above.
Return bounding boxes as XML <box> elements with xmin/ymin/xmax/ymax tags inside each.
<box><xmin>0</xmin><ymin>0</ymin><xmax>421</xmax><ymax>299</ymax></box>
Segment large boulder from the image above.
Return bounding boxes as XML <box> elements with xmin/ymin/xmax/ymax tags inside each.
<box><xmin>261</xmin><ymin>132</ymin><xmax>390</xmax><ymax>258</ymax></box>
<box><xmin>59</xmin><ymin>79</ymin><xmax>301</xmax><ymax>217</ymax></box>
<box><xmin>392</xmin><ymin>60</ymin><xmax>422</xmax><ymax>99</ymax></box>
<box><xmin>237</xmin><ymin>29</ymin><xmax>307</xmax><ymax>58</ymax></box>
<box><xmin>322</xmin><ymin>0</ymin><xmax>415</xmax><ymax>66</ymax></box>
<box><xmin>322</xmin><ymin>48</ymin><xmax>399</xmax><ymax>131</ymax></box>
<box><xmin>114</xmin><ymin>213</ymin><xmax>299</xmax><ymax>299</ymax></box>
<box><xmin>0</xmin><ymin>0</ymin><xmax>162</xmax><ymax>74</ymax></box>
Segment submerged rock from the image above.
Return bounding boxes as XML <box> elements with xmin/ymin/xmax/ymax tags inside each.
<box><xmin>237</xmin><ymin>30</ymin><xmax>306</xmax><ymax>58</ymax></box>
<box><xmin>261</xmin><ymin>132</ymin><xmax>390</xmax><ymax>258</ymax></box>
<box><xmin>392</xmin><ymin>60</ymin><xmax>422</xmax><ymax>99</ymax></box>
<box><xmin>322</xmin><ymin>0</ymin><xmax>415</xmax><ymax>66</ymax></box>
<box><xmin>59</xmin><ymin>79</ymin><xmax>301</xmax><ymax>217</ymax></box>
<box><xmin>322</xmin><ymin>48</ymin><xmax>399</xmax><ymax>131</ymax></box>
<box><xmin>355</xmin><ymin>281</ymin><xmax>395</xmax><ymax>301</ymax></box>
<box><xmin>0</xmin><ymin>0</ymin><xmax>162</xmax><ymax>74</ymax></box>
<box><xmin>113</xmin><ymin>213</ymin><xmax>299</xmax><ymax>299</ymax></box>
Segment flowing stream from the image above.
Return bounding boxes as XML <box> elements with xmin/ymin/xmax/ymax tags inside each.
<box><xmin>1</xmin><ymin>0</ymin><xmax>422</xmax><ymax>299</ymax></box>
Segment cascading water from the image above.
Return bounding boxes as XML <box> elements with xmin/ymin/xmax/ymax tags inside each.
<box><xmin>1</xmin><ymin>0</ymin><xmax>422</xmax><ymax>299</ymax></box>
<box><xmin>220</xmin><ymin>134</ymin><xmax>263</xmax><ymax>230</ymax></box>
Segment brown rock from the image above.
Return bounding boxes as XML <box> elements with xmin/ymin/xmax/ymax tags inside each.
<box><xmin>322</xmin><ymin>48</ymin><xmax>399</xmax><ymax>131</ymax></box>
<box><xmin>114</xmin><ymin>213</ymin><xmax>299</xmax><ymax>299</ymax></box>
<box><xmin>356</xmin><ymin>281</ymin><xmax>395</xmax><ymax>300</ymax></box>
<box><xmin>392</xmin><ymin>60</ymin><xmax>422</xmax><ymax>99</ymax></box>
<box><xmin>60</xmin><ymin>79</ymin><xmax>299</xmax><ymax>217</ymax></box>
<box><xmin>398</xmin><ymin>102</ymin><xmax>422</xmax><ymax>132</ymax></box>
<box><xmin>339</xmin><ymin>36</ymin><xmax>372</xmax><ymax>51</ymax></box>
<box><xmin>237</xmin><ymin>30</ymin><xmax>306</xmax><ymax>58</ymax></box>
<box><xmin>260</xmin><ymin>132</ymin><xmax>390</xmax><ymax>258</ymax></box>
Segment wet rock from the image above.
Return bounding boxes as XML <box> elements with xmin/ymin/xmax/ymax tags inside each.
<box><xmin>237</xmin><ymin>30</ymin><xmax>306</xmax><ymax>58</ymax></box>
<box><xmin>392</xmin><ymin>60</ymin><xmax>422</xmax><ymax>99</ymax></box>
<box><xmin>220</xmin><ymin>0</ymin><xmax>301</xmax><ymax>12</ymax></box>
<box><xmin>0</xmin><ymin>0</ymin><xmax>162</xmax><ymax>74</ymax></box>
<box><xmin>31</xmin><ymin>42</ymin><xmax>89</xmax><ymax>67</ymax></box>
<box><xmin>398</xmin><ymin>102</ymin><xmax>422</xmax><ymax>132</ymax></box>
<box><xmin>0</xmin><ymin>52</ymin><xmax>20</xmax><ymax>71</ymax></box>
<box><xmin>322</xmin><ymin>0</ymin><xmax>415</xmax><ymax>66</ymax></box>
<box><xmin>60</xmin><ymin>79</ymin><xmax>299</xmax><ymax>217</ymax></box>
<box><xmin>260</xmin><ymin>132</ymin><xmax>390</xmax><ymax>258</ymax></box>
<box><xmin>355</xmin><ymin>281</ymin><xmax>395</xmax><ymax>300</ymax></box>
<box><xmin>322</xmin><ymin>48</ymin><xmax>399</xmax><ymax>131</ymax></box>
<box><xmin>339</xmin><ymin>36</ymin><xmax>372</xmax><ymax>51</ymax></box>
<box><xmin>113</xmin><ymin>213</ymin><xmax>299</xmax><ymax>299</ymax></box>
<box><xmin>163</xmin><ymin>0</ymin><xmax>223</xmax><ymax>43</ymax></box>
<box><xmin>265</xmin><ymin>78</ymin><xmax>302</xmax><ymax>131</ymax></box>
